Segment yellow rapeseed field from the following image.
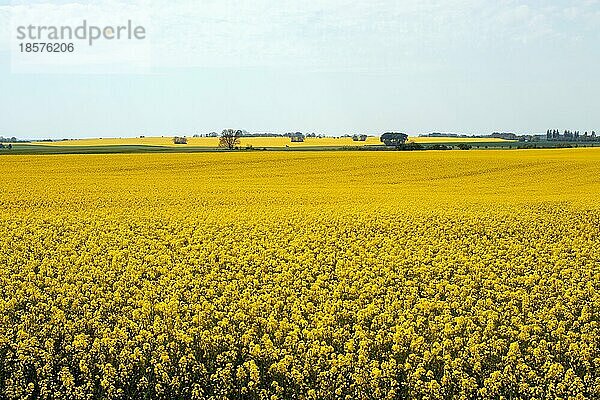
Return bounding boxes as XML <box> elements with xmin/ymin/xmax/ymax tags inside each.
<box><xmin>1</xmin><ymin>149</ymin><xmax>599</xmax><ymax>399</ymax></box>
<box><xmin>29</xmin><ymin>136</ymin><xmax>512</xmax><ymax>148</ymax></box>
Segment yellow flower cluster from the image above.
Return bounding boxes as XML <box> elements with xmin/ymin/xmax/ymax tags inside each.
<box><xmin>1</xmin><ymin>149</ymin><xmax>599</xmax><ymax>399</ymax></box>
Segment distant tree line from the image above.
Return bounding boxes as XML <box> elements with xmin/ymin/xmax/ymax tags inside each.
<box><xmin>0</xmin><ymin>136</ymin><xmax>28</xmax><ymax>143</ymax></box>
<box><xmin>546</xmin><ymin>129</ymin><xmax>598</xmax><ymax>142</ymax></box>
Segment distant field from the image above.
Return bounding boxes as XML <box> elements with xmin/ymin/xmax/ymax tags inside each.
<box><xmin>28</xmin><ymin>136</ymin><xmax>514</xmax><ymax>148</ymax></box>
<box><xmin>4</xmin><ymin>138</ymin><xmax>596</xmax><ymax>156</ymax></box>
<box><xmin>30</xmin><ymin>137</ymin><xmax>379</xmax><ymax>147</ymax></box>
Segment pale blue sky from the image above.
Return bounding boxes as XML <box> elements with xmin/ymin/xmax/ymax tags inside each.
<box><xmin>1</xmin><ymin>0</ymin><xmax>599</xmax><ymax>139</ymax></box>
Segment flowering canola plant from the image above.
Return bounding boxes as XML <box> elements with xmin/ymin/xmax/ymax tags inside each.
<box><xmin>1</xmin><ymin>149</ymin><xmax>599</xmax><ymax>399</ymax></box>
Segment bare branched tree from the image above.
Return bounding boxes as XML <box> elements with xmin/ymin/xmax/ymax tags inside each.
<box><xmin>219</xmin><ymin>129</ymin><xmax>242</xmax><ymax>149</ymax></box>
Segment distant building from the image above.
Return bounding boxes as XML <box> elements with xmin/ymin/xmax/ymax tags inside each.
<box><xmin>519</xmin><ymin>135</ymin><xmax>543</xmax><ymax>142</ymax></box>
<box><xmin>352</xmin><ymin>134</ymin><xmax>368</xmax><ymax>142</ymax></box>
<box><xmin>380</xmin><ymin>132</ymin><xmax>408</xmax><ymax>146</ymax></box>
<box><xmin>173</xmin><ymin>136</ymin><xmax>187</xmax><ymax>144</ymax></box>
<box><xmin>290</xmin><ymin>133</ymin><xmax>305</xmax><ymax>142</ymax></box>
